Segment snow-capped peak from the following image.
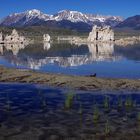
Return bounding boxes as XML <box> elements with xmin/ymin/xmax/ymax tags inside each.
<box><xmin>53</xmin><ymin>10</ymin><xmax>88</xmax><ymax>22</ymax></box>
<box><xmin>58</xmin><ymin>10</ymin><xmax>83</xmax><ymax>15</ymax></box>
<box><xmin>27</xmin><ymin>9</ymin><xmax>41</xmax><ymax>15</ymax></box>
<box><xmin>0</xmin><ymin>9</ymin><xmax>124</xmax><ymax>27</ymax></box>
<box><xmin>26</xmin><ymin>9</ymin><xmax>40</xmax><ymax>17</ymax></box>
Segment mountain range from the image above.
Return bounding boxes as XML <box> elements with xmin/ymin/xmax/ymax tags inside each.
<box><xmin>0</xmin><ymin>9</ymin><xmax>139</xmax><ymax>32</ymax></box>
<box><xmin>0</xmin><ymin>9</ymin><xmax>123</xmax><ymax>32</ymax></box>
<box><xmin>116</xmin><ymin>15</ymin><xmax>140</xmax><ymax>30</ymax></box>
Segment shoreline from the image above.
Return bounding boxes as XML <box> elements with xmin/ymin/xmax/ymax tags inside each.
<box><xmin>0</xmin><ymin>66</ymin><xmax>140</xmax><ymax>91</ymax></box>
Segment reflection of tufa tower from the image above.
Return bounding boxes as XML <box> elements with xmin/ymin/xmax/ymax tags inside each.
<box><xmin>0</xmin><ymin>43</ymin><xmax>26</xmax><ymax>56</ymax></box>
<box><xmin>88</xmin><ymin>25</ymin><xmax>114</xmax><ymax>42</ymax></box>
<box><xmin>87</xmin><ymin>42</ymin><xmax>115</xmax><ymax>61</ymax></box>
<box><xmin>43</xmin><ymin>42</ymin><xmax>51</xmax><ymax>50</ymax></box>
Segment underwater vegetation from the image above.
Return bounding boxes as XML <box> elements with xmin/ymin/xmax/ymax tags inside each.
<box><xmin>118</xmin><ymin>96</ymin><xmax>123</xmax><ymax>109</ymax></box>
<box><xmin>78</xmin><ymin>102</ymin><xmax>83</xmax><ymax>115</ymax></box>
<box><xmin>0</xmin><ymin>83</ymin><xmax>140</xmax><ymax>140</ymax></box>
<box><xmin>93</xmin><ymin>104</ymin><xmax>100</xmax><ymax>123</ymax></box>
<box><xmin>125</xmin><ymin>95</ymin><xmax>133</xmax><ymax>108</ymax></box>
<box><xmin>5</xmin><ymin>93</ymin><xmax>11</xmax><ymax>111</ymax></box>
<box><xmin>104</xmin><ymin>96</ymin><xmax>110</xmax><ymax>109</ymax></box>
<box><xmin>105</xmin><ymin>120</ymin><xmax>110</xmax><ymax>135</ymax></box>
<box><xmin>137</xmin><ymin>112</ymin><xmax>140</xmax><ymax>121</ymax></box>
<box><xmin>64</xmin><ymin>91</ymin><xmax>75</xmax><ymax>110</ymax></box>
<box><xmin>38</xmin><ymin>90</ymin><xmax>47</xmax><ymax>108</ymax></box>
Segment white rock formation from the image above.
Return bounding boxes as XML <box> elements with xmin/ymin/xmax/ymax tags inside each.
<box><xmin>43</xmin><ymin>34</ymin><xmax>51</xmax><ymax>42</ymax></box>
<box><xmin>0</xmin><ymin>32</ymin><xmax>4</xmax><ymax>43</ymax></box>
<box><xmin>4</xmin><ymin>29</ymin><xmax>27</xmax><ymax>44</ymax></box>
<box><xmin>88</xmin><ymin>25</ymin><xmax>114</xmax><ymax>42</ymax></box>
<box><xmin>0</xmin><ymin>44</ymin><xmax>4</xmax><ymax>54</ymax></box>
<box><xmin>115</xmin><ymin>36</ymin><xmax>140</xmax><ymax>46</ymax></box>
<box><xmin>0</xmin><ymin>29</ymin><xmax>28</xmax><ymax>44</ymax></box>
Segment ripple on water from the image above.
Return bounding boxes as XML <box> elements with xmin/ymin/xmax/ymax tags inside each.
<box><xmin>0</xmin><ymin>83</ymin><xmax>140</xmax><ymax>139</ymax></box>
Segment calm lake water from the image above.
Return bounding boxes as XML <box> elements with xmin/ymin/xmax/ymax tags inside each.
<box><xmin>0</xmin><ymin>42</ymin><xmax>140</xmax><ymax>79</ymax></box>
<box><xmin>0</xmin><ymin>83</ymin><xmax>140</xmax><ymax>139</ymax></box>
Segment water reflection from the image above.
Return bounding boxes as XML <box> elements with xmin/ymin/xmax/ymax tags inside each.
<box><xmin>43</xmin><ymin>42</ymin><xmax>51</xmax><ymax>50</ymax></box>
<box><xmin>0</xmin><ymin>42</ymin><xmax>140</xmax><ymax>78</ymax></box>
<box><xmin>0</xmin><ymin>43</ymin><xmax>26</xmax><ymax>56</ymax></box>
<box><xmin>0</xmin><ymin>42</ymin><xmax>117</xmax><ymax>67</ymax></box>
<box><xmin>87</xmin><ymin>42</ymin><xmax>117</xmax><ymax>61</ymax></box>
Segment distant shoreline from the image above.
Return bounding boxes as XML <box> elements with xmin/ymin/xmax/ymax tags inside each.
<box><xmin>0</xmin><ymin>66</ymin><xmax>140</xmax><ymax>91</ymax></box>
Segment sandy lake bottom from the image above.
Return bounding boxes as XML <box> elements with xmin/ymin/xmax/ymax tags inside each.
<box><xmin>0</xmin><ymin>83</ymin><xmax>140</xmax><ymax>140</ymax></box>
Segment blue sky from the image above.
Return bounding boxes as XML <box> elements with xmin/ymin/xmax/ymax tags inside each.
<box><xmin>0</xmin><ymin>0</ymin><xmax>140</xmax><ymax>18</ymax></box>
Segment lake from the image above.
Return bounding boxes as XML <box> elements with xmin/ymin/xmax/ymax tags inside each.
<box><xmin>0</xmin><ymin>83</ymin><xmax>139</xmax><ymax>139</ymax></box>
<box><xmin>0</xmin><ymin>43</ymin><xmax>140</xmax><ymax>139</ymax></box>
<box><xmin>0</xmin><ymin>42</ymin><xmax>140</xmax><ymax>79</ymax></box>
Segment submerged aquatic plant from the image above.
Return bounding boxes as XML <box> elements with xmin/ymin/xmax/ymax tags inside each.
<box><xmin>137</xmin><ymin>112</ymin><xmax>140</xmax><ymax>122</ymax></box>
<box><xmin>104</xmin><ymin>96</ymin><xmax>110</xmax><ymax>110</ymax></box>
<box><xmin>105</xmin><ymin>120</ymin><xmax>110</xmax><ymax>135</ymax></box>
<box><xmin>6</xmin><ymin>93</ymin><xmax>11</xmax><ymax>111</ymax></box>
<box><xmin>64</xmin><ymin>91</ymin><xmax>75</xmax><ymax>110</ymax></box>
<box><xmin>38</xmin><ymin>90</ymin><xmax>47</xmax><ymax>108</ymax></box>
<box><xmin>76</xmin><ymin>94</ymin><xmax>80</xmax><ymax>101</ymax></box>
<box><xmin>78</xmin><ymin>102</ymin><xmax>83</xmax><ymax>115</ymax></box>
<box><xmin>41</xmin><ymin>96</ymin><xmax>47</xmax><ymax>108</ymax></box>
<box><xmin>93</xmin><ymin>105</ymin><xmax>100</xmax><ymax>123</ymax></box>
<box><xmin>133</xmin><ymin>100</ymin><xmax>137</xmax><ymax>108</ymax></box>
<box><xmin>125</xmin><ymin>95</ymin><xmax>133</xmax><ymax>108</ymax></box>
<box><xmin>118</xmin><ymin>96</ymin><xmax>123</xmax><ymax>109</ymax></box>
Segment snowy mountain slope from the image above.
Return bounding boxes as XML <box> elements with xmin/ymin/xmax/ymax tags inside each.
<box><xmin>0</xmin><ymin>9</ymin><xmax>123</xmax><ymax>31</ymax></box>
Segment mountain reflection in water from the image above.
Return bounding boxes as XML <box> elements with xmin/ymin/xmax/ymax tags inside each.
<box><xmin>0</xmin><ymin>42</ymin><xmax>140</xmax><ymax>78</ymax></box>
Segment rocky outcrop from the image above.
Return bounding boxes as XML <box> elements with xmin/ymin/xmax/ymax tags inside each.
<box><xmin>0</xmin><ymin>32</ymin><xmax>4</xmax><ymax>42</ymax></box>
<box><xmin>88</xmin><ymin>25</ymin><xmax>114</xmax><ymax>42</ymax></box>
<box><xmin>57</xmin><ymin>36</ymin><xmax>87</xmax><ymax>44</ymax></box>
<box><xmin>0</xmin><ymin>29</ymin><xmax>28</xmax><ymax>44</ymax></box>
<box><xmin>115</xmin><ymin>36</ymin><xmax>140</xmax><ymax>46</ymax></box>
<box><xmin>43</xmin><ymin>34</ymin><xmax>51</xmax><ymax>42</ymax></box>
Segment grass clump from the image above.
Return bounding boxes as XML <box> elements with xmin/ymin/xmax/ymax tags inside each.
<box><xmin>38</xmin><ymin>90</ymin><xmax>47</xmax><ymax>108</ymax></box>
<box><xmin>93</xmin><ymin>105</ymin><xmax>100</xmax><ymax>123</ymax></box>
<box><xmin>118</xmin><ymin>96</ymin><xmax>123</xmax><ymax>109</ymax></box>
<box><xmin>105</xmin><ymin>120</ymin><xmax>110</xmax><ymax>136</ymax></box>
<box><xmin>64</xmin><ymin>92</ymin><xmax>74</xmax><ymax>110</ymax></box>
<box><xmin>104</xmin><ymin>96</ymin><xmax>110</xmax><ymax>110</ymax></box>
<box><xmin>78</xmin><ymin>102</ymin><xmax>83</xmax><ymax>115</ymax></box>
<box><xmin>125</xmin><ymin>96</ymin><xmax>133</xmax><ymax>108</ymax></box>
<box><xmin>6</xmin><ymin>93</ymin><xmax>11</xmax><ymax>111</ymax></box>
<box><xmin>137</xmin><ymin>112</ymin><xmax>140</xmax><ymax>121</ymax></box>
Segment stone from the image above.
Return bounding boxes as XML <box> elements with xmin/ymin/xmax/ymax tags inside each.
<box><xmin>115</xmin><ymin>36</ymin><xmax>140</xmax><ymax>46</ymax></box>
<box><xmin>0</xmin><ymin>32</ymin><xmax>4</xmax><ymax>43</ymax></box>
<box><xmin>43</xmin><ymin>34</ymin><xmax>51</xmax><ymax>42</ymax></box>
<box><xmin>0</xmin><ymin>32</ymin><xmax>2</xmax><ymax>42</ymax></box>
<box><xmin>87</xmin><ymin>25</ymin><xmax>114</xmax><ymax>42</ymax></box>
<box><xmin>0</xmin><ymin>29</ymin><xmax>28</xmax><ymax>44</ymax></box>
